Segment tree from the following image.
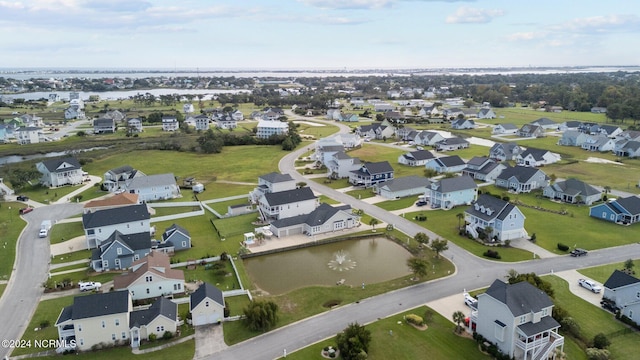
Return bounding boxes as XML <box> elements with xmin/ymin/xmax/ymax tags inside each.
<box><xmin>505</xmin><ymin>269</ymin><xmax>519</xmax><ymax>283</ymax></box>
<box><xmin>452</xmin><ymin>311</ymin><xmax>466</xmax><ymax>334</ymax></box>
<box><xmin>407</xmin><ymin>257</ymin><xmax>428</xmax><ymax>280</ymax></box>
<box><xmin>255</xmin><ymin>232</ymin><xmax>265</xmax><ymax>245</ymax></box>
<box><xmin>414</xmin><ymin>232</ymin><xmax>430</xmax><ymax>245</ymax></box>
<box><xmin>593</xmin><ymin>333</ymin><xmax>610</xmax><ymax>349</ymax></box>
<box><xmin>368</xmin><ymin>218</ymin><xmax>380</xmax><ymax>231</ymax></box>
<box><xmin>456</xmin><ymin>213</ymin><xmax>464</xmax><ymax>230</ymax></box>
<box><xmin>243</xmin><ymin>300</ymin><xmax>279</xmax><ymax>332</ymax></box>
<box><xmin>430</xmin><ymin>238</ymin><xmax>448</xmax><ymax>258</ymax></box>
<box><xmin>336</xmin><ymin>322</ymin><xmax>371</xmax><ymax>360</ymax></box>
<box><xmin>624</xmin><ymin>259</ymin><xmax>635</xmax><ymax>272</ymax></box>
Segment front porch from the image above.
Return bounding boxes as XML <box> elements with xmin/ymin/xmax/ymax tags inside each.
<box><xmin>514</xmin><ymin>320</ymin><xmax>564</xmax><ymax>360</ymax></box>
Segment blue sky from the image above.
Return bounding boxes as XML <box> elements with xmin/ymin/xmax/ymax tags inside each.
<box><xmin>1</xmin><ymin>0</ymin><xmax>639</xmax><ymax>69</ymax></box>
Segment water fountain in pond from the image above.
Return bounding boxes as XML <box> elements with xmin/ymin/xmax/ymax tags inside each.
<box><xmin>327</xmin><ymin>250</ymin><xmax>357</xmax><ymax>272</ymax></box>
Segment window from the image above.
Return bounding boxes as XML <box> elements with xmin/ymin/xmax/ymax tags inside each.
<box><xmin>122</xmin><ymin>332</ymin><xmax>127</xmax><ymax>339</ymax></box>
<box><xmin>112</xmin><ymin>334</ymin><xmax>116</xmax><ymax>341</ymax></box>
<box><xmin>78</xmin><ymin>324</ymin><xmax>82</xmax><ymax>332</ymax></box>
<box><xmin>146</xmin><ymin>276</ymin><xmax>152</xmax><ymax>282</ymax></box>
<box><xmin>542</xmin><ymin>308</ymin><xmax>549</xmax><ymax>317</ymax></box>
<box><xmin>494</xmin><ymin>320</ymin><xmax>506</xmax><ymax>342</ymax></box>
<box><xmin>115</xmin><ymin>319</ymin><xmax>120</xmax><ymax>326</ymax></box>
<box><xmin>79</xmin><ymin>339</ymin><xmax>84</xmax><ymax>346</ymax></box>
<box><xmin>182</xmin><ymin>241</ymin><xmax>187</xmax><ymax>248</ymax></box>
<box><xmin>637</xmin><ymin>292</ymin><xmax>640</xmax><ymax>299</ymax></box>
<box><xmin>174</xmin><ymin>283</ymin><xmax>181</xmax><ymax>291</ymax></box>
<box><xmin>156</xmin><ymin>326</ymin><xmax>164</xmax><ymax>332</ymax></box>
<box><xmin>146</xmin><ymin>288</ymin><xmax>150</xmax><ymax>294</ymax></box>
<box><xmin>205</xmin><ymin>301</ymin><xmax>209</xmax><ymax>307</ymax></box>
<box><xmin>101</xmin><ymin>320</ymin><xmax>106</xmax><ymax>328</ymax></box>
<box><xmin>519</xmin><ymin>315</ymin><xmax>526</xmax><ymax>324</ymax></box>
<box><xmin>629</xmin><ymin>310</ymin><xmax>634</xmax><ymax>319</ymax></box>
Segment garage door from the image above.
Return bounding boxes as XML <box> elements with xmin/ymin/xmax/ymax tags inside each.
<box><xmin>286</xmin><ymin>227</ymin><xmax>303</xmax><ymax>236</ymax></box>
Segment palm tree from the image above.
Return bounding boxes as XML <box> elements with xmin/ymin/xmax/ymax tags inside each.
<box><xmin>255</xmin><ymin>232</ymin><xmax>265</xmax><ymax>245</ymax></box>
<box><xmin>452</xmin><ymin>311</ymin><xmax>466</xmax><ymax>334</ymax></box>
<box><xmin>456</xmin><ymin>213</ymin><xmax>464</xmax><ymax>230</ymax></box>
<box><xmin>407</xmin><ymin>257</ymin><xmax>428</xmax><ymax>280</ymax></box>
<box><xmin>369</xmin><ymin>218</ymin><xmax>380</xmax><ymax>231</ymax></box>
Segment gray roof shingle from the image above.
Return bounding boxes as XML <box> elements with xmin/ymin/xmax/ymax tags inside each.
<box><xmin>83</xmin><ymin>203</ymin><xmax>150</xmax><ymax>228</ymax></box>
<box><xmin>190</xmin><ymin>282</ymin><xmax>224</xmax><ymax>310</ymax></box>
<box><xmin>485</xmin><ymin>280</ymin><xmax>553</xmax><ymax>317</ymax></box>
<box><xmin>263</xmin><ymin>187</ymin><xmax>316</xmax><ymax>206</ymax></box>
<box><xmin>130</xmin><ymin>297</ymin><xmax>177</xmax><ymax>328</ymax></box>
<box><xmin>603</xmin><ymin>270</ymin><xmax>640</xmax><ymax>290</ymax></box>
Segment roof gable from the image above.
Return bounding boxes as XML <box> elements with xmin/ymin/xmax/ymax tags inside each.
<box><xmin>603</xmin><ymin>270</ymin><xmax>640</xmax><ymax>290</ymax></box>
<box><xmin>263</xmin><ymin>187</ymin><xmax>316</xmax><ymax>206</ymax></box>
<box><xmin>485</xmin><ymin>280</ymin><xmax>553</xmax><ymax>317</ymax></box>
<box><xmin>83</xmin><ymin>203</ymin><xmax>150</xmax><ymax>228</ymax></box>
<box><xmin>190</xmin><ymin>282</ymin><xmax>224</xmax><ymax>310</ymax></box>
<box><xmin>71</xmin><ymin>291</ymin><xmax>130</xmax><ymax>320</ymax></box>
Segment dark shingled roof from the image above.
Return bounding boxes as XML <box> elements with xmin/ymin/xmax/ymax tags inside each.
<box><xmin>603</xmin><ymin>270</ymin><xmax>640</xmax><ymax>290</ymax></box>
<box><xmin>271</xmin><ymin>204</ymin><xmax>352</xmax><ymax>228</ymax></box>
<box><xmin>465</xmin><ymin>194</ymin><xmax>517</xmax><ymax>222</ymax></box>
<box><xmin>162</xmin><ymin>223</ymin><xmax>190</xmax><ymax>241</ymax></box>
<box><xmin>615</xmin><ymin>196</ymin><xmax>640</xmax><ymax>215</ymax></box>
<box><xmin>40</xmin><ymin>157</ymin><xmax>81</xmax><ymax>173</ymax></box>
<box><xmin>518</xmin><ymin>316</ymin><xmax>560</xmax><ymax>336</ymax></box>
<box><xmin>485</xmin><ymin>280</ymin><xmax>553</xmax><ymax>317</ymax></box>
<box><xmin>259</xmin><ymin>172</ymin><xmax>294</xmax><ymax>184</ymax></box>
<box><xmin>437</xmin><ymin>155</ymin><xmax>466</xmax><ymax>167</ymax></box>
<box><xmin>70</xmin><ymin>291</ymin><xmax>130</xmax><ymax>320</ymax></box>
<box><xmin>263</xmin><ymin>187</ymin><xmax>316</xmax><ymax>206</ymax></box>
<box><xmin>108</xmin><ymin>165</ymin><xmax>134</xmax><ymax>175</ymax></box>
<box><xmin>551</xmin><ymin>179</ymin><xmax>600</xmax><ymax>197</ymax></box>
<box><xmin>99</xmin><ymin>231</ymin><xmax>151</xmax><ymax>252</ymax></box>
<box><xmin>362</xmin><ymin>161</ymin><xmax>394</xmax><ymax>175</ymax></box>
<box><xmin>496</xmin><ymin>166</ymin><xmax>543</xmax><ymax>183</ymax></box>
<box><xmin>190</xmin><ymin>282</ymin><xmax>224</xmax><ymax>311</ymax></box>
<box><xmin>83</xmin><ymin>203</ymin><xmax>150</xmax><ymax>228</ymax></box>
<box><xmin>130</xmin><ymin>298</ymin><xmax>177</xmax><ymax>328</ymax></box>
<box><xmin>407</xmin><ymin>150</ymin><xmax>434</xmax><ymax>161</ymax></box>
<box><xmin>55</xmin><ymin>306</ymin><xmax>74</xmax><ymax>326</ymax></box>
<box><xmin>433</xmin><ymin>175</ymin><xmax>477</xmax><ymax>193</ymax></box>
<box><xmin>519</xmin><ymin>148</ymin><xmax>550</xmax><ymax>161</ymax></box>
<box><xmin>376</xmin><ymin>176</ymin><xmax>431</xmax><ymax>192</ymax></box>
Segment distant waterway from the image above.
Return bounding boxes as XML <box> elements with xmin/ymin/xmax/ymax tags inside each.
<box><xmin>2</xmin><ymin>88</ymin><xmax>249</xmax><ymax>102</ymax></box>
<box><xmin>0</xmin><ymin>147</ymin><xmax>108</xmax><ymax>167</ymax></box>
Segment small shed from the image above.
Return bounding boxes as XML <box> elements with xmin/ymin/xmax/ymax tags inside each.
<box><xmin>192</xmin><ymin>183</ymin><xmax>204</xmax><ymax>193</ymax></box>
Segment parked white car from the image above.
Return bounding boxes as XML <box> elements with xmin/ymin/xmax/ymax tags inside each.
<box><xmin>78</xmin><ymin>281</ymin><xmax>102</xmax><ymax>292</ymax></box>
<box><xmin>464</xmin><ymin>292</ymin><xmax>478</xmax><ymax>308</ymax></box>
<box><xmin>578</xmin><ymin>279</ymin><xmax>602</xmax><ymax>293</ymax></box>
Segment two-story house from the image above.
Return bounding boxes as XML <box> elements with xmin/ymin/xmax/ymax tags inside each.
<box><xmin>123</xmin><ymin>173</ymin><xmax>181</xmax><ymax>202</ymax></box>
<box><xmin>558</xmin><ymin>130</ymin><xmax>588</xmax><ymax>147</ymax></box>
<box><xmin>581</xmin><ymin>135</ymin><xmax>616</xmax><ymax>152</ymax></box>
<box><xmin>55</xmin><ymin>291</ymin><xmax>133</xmax><ymax>352</ymax></box>
<box><xmin>15</xmin><ymin>126</ymin><xmax>42</xmax><ymax>144</ymax></box>
<box><xmin>162</xmin><ymin>116</ymin><xmax>179</xmax><ymax>131</ymax></box>
<box><xmin>543</xmin><ymin>178</ymin><xmax>601</xmax><ymax>205</ymax></box>
<box><xmin>36</xmin><ymin>157</ymin><xmax>84</xmax><ymax>188</ymax></box>
<box><xmin>495</xmin><ymin>166</ymin><xmax>549</xmax><ymax>194</ymax></box>
<box><xmin>258</xmin><ymin>187</ymin><xmax>318</xmax><ymax>221</ymax></box>
<box><xmin>451</xmin><ymin>118</ymin><xmax>476</xmax><ymax>129</ymax></box>
<box><xmin>193</xmin><ymin>114</ymin><xmax>210</xmax><ymax>131</ymax></box>
<box><xmin>602</xmin><ymin>270</ymin><xmax>640</xmax><ymax>325</ymax></box>
<box><xmin>472</xmin><ymin>280</ymin><xmax>564</xmax><ymax>360</ymax></box>
<box><xmin>113</xmin><ymin>251</ymin><xmax>185</xmax><ymax>300</ymax></box>
<box><xmin>83</xmin><ymin>203</ymin><xmax>151</xmax><ymax>249</ymax></box>
<box><xmin>326</xmin><ymin>151</ymin><xmax>362</xmax><ymax>179</ymax></box>
<box><xmin>464</xmin><ymin>194</ymin><xmax>527</xmax><ymax>241</ymax></box>
<box><xmin>103</xmin><ymin>165</ymin><xmax>146</xmax><ymax>193</ymax></box>
<box><xmin>93</xmin><ymin>118</ymin><xmax>116</xmax><ymax>134</ymax></box>
<box><xmin>348</xmin><ymin>161</ymin><xmax>394</xmax><ymax>188</ymax></box>
<box><xmin>489</xmin><ymin>142</ymin><xmax>524</xmax><ymax>161</ymax></box>
<box><xmin>90</xmin><ymin>231</ymin><xmax>151</xmax><ymax>272</ymax></box>
<box><xmin>517</xmin><ymin>124</ymin><xmax>544</xmax><ymax>138</ymax></box>
<box><xmin>249</xmin><ymin>172</ymin><xmax>297</xmax><ymax>203</ymax></box>
<box><xmin>492</xmin><ymin>123</ymin><xmax>518</xmax><ymax>135</ymax></box>
<box><xmin>530</xmin><ymin>117</ymin><xmax>557</xmax><ymax>130</ymax></box>
<box><xmin>256</xmin><ymin>120</ymin><xmax>288</xmax><ymax>138</ymax></box>
<box><xmin>414</xmin><ymin>130</ymin><xmax>445</xmax><ymax>147</ymax></box>
<box><xmin>83</xmin><ymin>193</ymin><xmax>140</xmax><ymax>214</ymax></box>
<box><xmin>428</xmin><ymin>175</ymin><xmax>477</xmax><ymax>209</ymax></box>
<box><xmin>127</xmin><ymin>118</ymin><xmax>143</xmax><ymax>133</ymax></box>
<box><xmin>155</xmin><ymin>223</ymin><xmax>191</xmax><ymax>253</ymax></box>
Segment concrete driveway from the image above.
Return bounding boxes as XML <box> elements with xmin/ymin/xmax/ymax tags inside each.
<box><xmin>426</xmin><ymin>292</ymin><xmax>473</xmax><ymax>325</ymax></box>
<box><xmin>194</xmin><ymin>324</ymin><xmax>227</xmax><ymax>359</ymax></box>
<box><xmin>554</xmin><ymin>270</ymin><xmax>603</xmax><ymax>307</ymax></box>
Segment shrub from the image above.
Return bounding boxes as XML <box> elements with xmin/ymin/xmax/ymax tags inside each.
<box><xmin>405</xmin><ymin>314</ymin><xmax>424</xmax><ymax>326</ymax></box>
<box><xmin>560</xmin><ymin>317</ymin><xmax>581</xmax><ymax>339</ymax></box>
<box><xmin>593</xmin><ymin>333</ymin><xmax>610</xmax><ymax>349</ymax></box>
<box><xmin>39</xmin><ymin>320</ymin><xmax>50</xmax><ymax>329</ymax></box>
<box><xmin>586</xmin><ymin>348</ymin><xmax>611</xmax><ymax>360</ymax></box>
<box><xmin>557</xmin><ymin>243</ymin><xmax>569</xmax><ymax>252</ymax></box>
<box><xmin>149</xmin><ymin>333</ymin><xmax>157</xmax><ymax>342</ymax></box>
<box><xmin>162</xmin><ymin>331</ymin><xmax>173</xmax><ymax>340</ymax></box>
<box><xmin>483</xmin><ymin>249</ymin><xmax>501</xmax><ymax>259</ymax></box>
<box><xmin>415</xmin><ymin>214</ymin><xmax>427</xmax><ymax>221</ymax></box>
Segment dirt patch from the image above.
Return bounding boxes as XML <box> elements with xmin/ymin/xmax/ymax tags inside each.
<box><xmin>408</xmin><ymin>323</ymin><xmax>428</xmax><ymax>331</ymax></box>
<box><xmin>323</xmin><ymin>299</ymin><xmax>342</xmax><ymax>308</ymax></box>
<box><xmin>455</xmin><ymin>330</ymin><xmax>474</xmax><ymax>339</ymax></box>
<box><xmin>280</xmin><ymin>298</ymin><xmax>297</xmax><ymax>313</ymax></box>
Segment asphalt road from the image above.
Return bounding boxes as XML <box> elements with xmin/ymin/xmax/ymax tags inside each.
<box><xmin>0</xmin><ymin>202</ymin><xmax>84</xmax><ymax>359</ymax></box>
<box><xmin>207</xmin><ymin>117</ymin><xmax>640</xmax><ymax>360</ymax></box>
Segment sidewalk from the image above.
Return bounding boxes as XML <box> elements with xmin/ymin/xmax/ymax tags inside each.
<box><xmin>508</xmin><ymin>237</ymin><xmax>558</xmax><ymax>259</ymax></box>
<box><xmin>50</xmin><ymin>236</ymin><xmax>87</xmax><ymax>257</ymax></box>
<box><xmin>52</xmin><ymin>175</ymin><xmax>102</xmax><ymax>205</ymax></box>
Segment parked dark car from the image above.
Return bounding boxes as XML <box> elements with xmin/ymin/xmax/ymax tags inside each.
<box><xmin>19</xmin><ymin>207</ymin><xmax>34</xmax><ymax>215</ymax></box>
<box><xmin>600</xmin><ymin>299</ymin><xmax>620</xmax><ymax>313</ymax></box>
<box><xmin>16</xmin><ymin>195</ymin><xmax>29</xmax><ymax>201</ymax></box>
<box><xmin>416</xmin><ymin>200</ymin><xmax>428</xmax><ymax>207</ymax></box>
<box><xmin>570</xmin><ymin>248</ymin><xmax>588</xmax><ymax>257</ymax></box>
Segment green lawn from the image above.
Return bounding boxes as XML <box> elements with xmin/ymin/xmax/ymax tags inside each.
<box><xmin>544</xmin><ymin>275</ymin><xmax>640</xmax><ymax>360</ymax></box>
<box><xmin>207</xmin><ymin>198</ymin><xmax>252</xmax><ymax>216</ymax></box>
<box><xmin>195</xmin><ymin>183</ymin><xmax>255</xmax><ymax>202</ymax></box>
<box><xmin>17</xmin><ymin>183</ymin><xmax>82</xmax><ymax>204</ymax></box>
<box><xmin>285</xmin><ymin>306</ymin><xmax>489</xmax><ymax>360</ymax></box>
<box><xmin>0</xmin><ymin>202</ymin><xmax>27</xmax><ymax>280</ymax></box>
<box><xmin>348</xmin><ymin>144</ymin><xmax>425</xmax><ymax>178</ymax></box>
<box><xmin>50</xmin><ymin>221</ymin><xmax>84</xmax><ymax>245</ymax></box>
<box><xmin>405</xmin><ymin>210</ymin><xmax>534</xmax><ymax>262</ymax></box>
<box><xmin>150</xmin><ymin>205</ymin><xmax>201</xmax><ymax>217</ymax></box>
<box><xmin>180</xmin><ymin>260</ymin><xmax>241</xmax><ymax>291</ymax></box>
<box><xmin>345</xmin><ymin>188</ymin><xmax>376</xmax><ymax>199</ymax></box>
<box><xmin>51</xmin><ymin>249</ymin><xmax>91</xmax><ymax>264</ymax></box>
<box><xmin>578</xmin><ymin>260</ymin><xmax>640</xmax><ymax>284</ymax></box>
<box><xmin>375</xmin><ymin>196</ymin><xmax>419</xmax><ymax>211</ymax></box>
<box><xmin>311</xmin><ymin>177</ymin><xmax>351</xmax><ymax>189</ymax></box>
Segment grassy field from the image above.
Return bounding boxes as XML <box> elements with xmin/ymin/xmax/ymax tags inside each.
<box><xmin>578</xmin><ymin>260</ymin><xmax>640</xmax><ymax>284</ymax></box>
<box><xmin>17</xmin><ymin>183</ymin><xmax>83</xmax><ymax>204</ymax></box>
<box><xmin>51</xmin><ymin>249</ymin><xmax>91</xmax><ymax>264</ymax></box>
<box><xmin>0</xmin><ymin>202</ymin><xmax>27</xmax><ymax>280</ymax></box>
<box><xmin>345</xmin><ymin>187</ymin><xmax>376</xmax><ymax>199</ymax></box>
<box><xmin>285</xmin><ymin>306</ymin><xmax>489</xmax><ymax>360</ymax></box>
<box><xmin>50</xmin><ymin>221</ymin><xmax>84</xmax><ymax>245</ymax></box>
<box><xmin>375</xmin><ymin>196</ymin><xmax>419</xmax><ymax>211</ymax></box>
<box><xmin>348</xmin><ymin>144</ymin><xmax>425</xmax><ymax>178</ymax></box>
<box><xmin>544</xmin><ymin>275</ymin><xmax>640</xmax><ymax>360</ymax></box>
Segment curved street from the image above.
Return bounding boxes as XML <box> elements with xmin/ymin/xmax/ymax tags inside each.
<box><xmin>1</xmin><ymin>116</ymin><xmax>639</xmax><ymax>360</ymax></box>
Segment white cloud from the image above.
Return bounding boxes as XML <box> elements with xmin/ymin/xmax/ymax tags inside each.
<box><xmin>507</xmin><ymin>32</ymin><xmax>543</xmax><ymax>41</ymax></box>
<box><xmin>554</xmin><ymin>14</ymin><xmax>640</xmax><ymax>34</ymax></box>
<box><xmin>445</xmin><ymin>6</ymin><xmax>505</xmax><ymax>24</ymax></box>
<box><xmin>297</xmin><ymin>0</ymin><xmax>394</xmax><ymax>10</ymax></box>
